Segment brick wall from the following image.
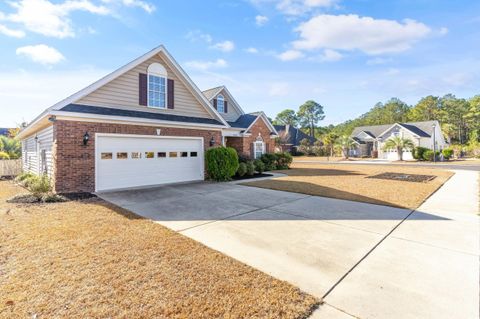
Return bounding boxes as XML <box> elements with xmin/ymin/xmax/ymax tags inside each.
<box><xmin>53</xmin><ymin>120</ymin><xmax>222</xmax><ymax>193</ymax></box>
<box><xmin>226</xmin><ymin>119</ymin><xmax>275</xmax><ymax>158</ymax></box>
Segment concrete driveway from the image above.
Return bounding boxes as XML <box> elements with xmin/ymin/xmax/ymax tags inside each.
<box><xmin>98</xmin><ymin>170</ymin><xmax>479</xmax><ymax>319</ymax></box>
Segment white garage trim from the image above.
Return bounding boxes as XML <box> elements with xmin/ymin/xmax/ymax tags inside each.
<box><xmin>95</xmin><ymin>133</ymin><xmax>204</xmax><ymax>192</ymax></box>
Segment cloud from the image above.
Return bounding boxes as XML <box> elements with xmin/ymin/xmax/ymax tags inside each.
<box><xmin>275</xmin><ymin>0</ymin><xmax>339</xmax><ymax>16</ymax></box>
<box><xmin>101</xmin><ymin>0</ymin><xmax>155</xmax><ymax>13</ymax></box>
<box><xmin>268</xmin><ymin>82</ymin><xmax>290</xmax><ymax>96</ymax></box>
<box><xmin>277</xmin><ymin>49</ymin><xmax>304</xmax><ymax>61</ymax></box>
<box><xmin>255</xmin><ymin>15</ymin><xmax>269</xmax><ymax>26</ymax></box>
<box><xmin>184</xmin><ymin>59</ymin><xmax>228</xmax><ymax>71</ymax></box>
<box><xmin>293</xmin><ymin>14</ymin><xmax>431</xmax><ymax>55</ymax></box>
<box><xmin>0</xmin><ymin>24</ymin><xmax>25</xmax><ymax>37</ymax></box>
<box><xmin>186</xmin><ymin>30</ymin><xmax>213</xmax><ymax>43</ymax></box>
<box><xmin>210</xmin><ymin>40</ymin><xmax>235</xmax><ymax>52</ymax></box>
<box><xmin>16</xmin><ymin>44</ymin><xmax>65</xmax><ymax>65</ymax></box>
<box><xmin>245</xmin><ymin>47</ymin><xmax>259</xmax><ymax>54</ymax></box>
<box><xmin>314</xmin><ymin>48</ymin><xmax>342</xmax><ymax>62</ymax></box>
<box><xmin>386</xmin><ymin>68</ymin><xmax>400</xmax><ymax>75</ymax></box>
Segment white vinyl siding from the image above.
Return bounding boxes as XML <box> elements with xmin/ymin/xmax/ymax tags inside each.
<box><xmin>77</xmin><ymin>52</ymin><xmax>212</xmax><ymax>119</ymax></box>
<box><xmin>22</xmin><ymin>126</ymin><xmax>54</xmax><ymax>177</ymax></box>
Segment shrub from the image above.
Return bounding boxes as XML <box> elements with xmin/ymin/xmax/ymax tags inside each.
<box><xmin>246</xmin><ymin>161</ymin><xmax>255</xmax><ymax>176</ymax></box>
<box><xmin>254</xmin><ymin>159</ymin><xmax>265</xmax><ymax>174</ymax></box>
<box><xmin>260</xmin><ymin>153</ymin><xmax>277</xmax><ymax>171</ymax></box>
<box><xmin>422</xmin><ymin>150</ymin><xmax>440</xmax><ymax>161</ymax></box>
<box><xmin>275</xmin><ymin>152</ymin><xmax>293</xmax><ymax>169</ymax></box>
<box><xmin>205</xmin><ymin>147</ymin><xmax>239</xmax><ymax>181</ymax></box>
<box><xmin>29</xmin><ymin>174</ymin><xmax>52</xmax><ymax>197</ymax></box>
<box><xmin>413</xmin><ymin>147</ymin><xmax>429</xmax><ymax>160</ymax></box>
<box><xmin>442</xmin><ymin>148</ymin><xmax>454</xmax><ymax>160</ymax></box>
<box><xmin>0</xmin><ymin>151</ymin><xmax>10</xmax><ymax>159</ymax></box>
<box><xmin>15</xmin><ymin>172</ymin><xmax>37</xmax><ymax>187</ymax></box>
<box><xmin>236</xmin><ymin>162</ymin><xmax>247</xmax><ymax>177</ymax></box>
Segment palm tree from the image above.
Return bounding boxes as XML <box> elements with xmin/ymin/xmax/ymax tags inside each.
<box><xmin>335</xmin><ymin>135</ymin><xmax>356</xmax><ymax>159</ymax></box>
<box><xmin>383</xmin><ymin>136</ymin><xmax>415</xmax><ymax>161</ymax></box>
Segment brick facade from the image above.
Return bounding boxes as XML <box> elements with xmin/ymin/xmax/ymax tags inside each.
<box><xmin>52</xmin><ymin>120</ymin><xmax>222</xmax><ymax>193</ymax></box>
<box><xmin>226</xmin><ymin>118</ymin><xmax>275</xmax><ymax>158</ymax></box>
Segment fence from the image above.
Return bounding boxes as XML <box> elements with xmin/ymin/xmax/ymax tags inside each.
<box><xmin>0</xmin><ymin>159</ymin><xmax>22</xmax><ymax>177</ymax></box>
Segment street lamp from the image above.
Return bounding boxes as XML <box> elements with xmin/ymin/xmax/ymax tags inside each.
<box><xmin>432</xmin><ymin>123</ymin><xmax>436</xmax><ymax>163</ymax></box>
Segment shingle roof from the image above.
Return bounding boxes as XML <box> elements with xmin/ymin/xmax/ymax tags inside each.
<box><xmin>202</xmin><ymin>86</ymin><xmax>223</xmax><ymax>100</ymax></box>
<box><xmin>227</xmin><ymin>114</ymin><xmax>258</xmax><ymax>128</ymax></box>
<box><xmin>60</xmin><ymin>104</ymin><xmax>224</xmax><ymax>126</ymax></box>
<box><xmin>351</xmin><ymin>121</ymin><xmax>436</xmax><ymax>139</ymax></box>
<box><xmin>0</xmin><ymin>128</ymin><xmax>10</xmax><ymax>136</ymax></box>
<box><xmin>274</xmin><ymin>125</ymin><xmax>316</xmax><ymax>145</ymax></box>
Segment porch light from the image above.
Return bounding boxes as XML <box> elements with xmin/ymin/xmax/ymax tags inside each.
<box><xmin>83</xmin><ymin>132</ymin><xmax>90</xmax><ymax>146</ymax></box>
<box><xmin>209</xmin><ymin>136</ymin><xmax>216</xmax><ymax>147</ymax></box>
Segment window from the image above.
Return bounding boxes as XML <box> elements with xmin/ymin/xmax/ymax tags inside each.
<box><xmin>190</xmin><ymin>152</ymin><xmax>198</xmax><ymax>157</ymax></box>
<box><xmin>131</xmin><ymin>152</ymin><xmax>141</xmax><ymax>159</ymax></box>
<box><xmin>180</xmin><ymin>152</ymin><xmax>188</xmax><ymax>157</ymax></box>
<box><xmin>217</xmin><ymin>94</ymin><xmax>225</xmax><ymax>113</ymax></box>
<box><xmin>101</xmin><ymin>152</ymin><xmax>112</xmax><ymax>160</ymax></box>
<box><xmin>145</xmin><ymin>151</ymin><xmax>154</xmax><ymax>159</ymax></box>
<box><xmin>157</xmin><ymin>152</ymin><xmax>166</xmax><ymax>158</ymax></box>
<box><xmin>254</xmin><ymin>142</ymin><xmax>264</xmax><ymax>159</ymax></box>
<box><xmin>169</xmin><ymin>152</ymin><xmax>178</xmax><ymax>158</ymax></box>
<box><xmin>117</xmin><ymin>152</ymin><xmax>128</xmax><ymax>159</ymax></box>
<box><xmin>147</xmin><ymin>63</ymin><xmax>168</xmax><ymax>108</ymax></box>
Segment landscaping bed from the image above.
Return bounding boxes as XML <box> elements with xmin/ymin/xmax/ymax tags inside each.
<box><xmin>0</xmin><ymin>181</ymin><xmax>318</xmax><ymax>318</ymax></box>
<box><xmin>232</xmin><ymin>173</ymin><xmax>273</xmax><ymax>181</ymax></box>
<box><xmin>367</xmin><ymin>172</ymin><xmax>436</xmax><ymax>183</ymax></box>
<box><xmin>242</xmin><ymin>163</ymin><xmax>453</xmax><ymax>209</ymax></box>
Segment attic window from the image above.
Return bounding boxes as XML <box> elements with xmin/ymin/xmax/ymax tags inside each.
<box><xmin>147</xmin><ymin>63</ymin><xmax>168</xmax><ymax>108</ymax></box>
<box><xmin>217</xmin><ymin>94</ymin><xmax>225</xmax><ymax>113</ymax></box>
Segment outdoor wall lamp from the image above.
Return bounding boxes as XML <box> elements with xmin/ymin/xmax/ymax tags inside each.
<box><xmin>209</xmin><ymin>136</ymin><xmax>216</xmax><ymax>147</ymax></box>
<box><xmin>83</xmin><ymin>132</ymin><xmax>90</xmax><ymax>146</ymax></box>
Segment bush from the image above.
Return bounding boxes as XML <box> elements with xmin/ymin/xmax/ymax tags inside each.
<box><xmin>236</xmin><ymin>162</ymin><xmax>247</xmax><ymax>177</ymax></box>
<box><xmin>205</xmin><ymin>147</ymin><xmax>239</xmax><ymax>181</ymax></box>
<box><xmin>29</xmin><ymin>174</ymin><xmax>52</xmax><ymax>197</ymax></box>
<box><xmin>442</xmin><ymin>148</ymin><xmax>454</xmax><ymax>160</ymax></box>
<box><xmin>260</xmin><ymin>153</ymin><xmax>277</xmax><ymax>171</ymax></box>
<box><xmin>15</xmin><ymin>172</ymin><xmax>37</xmax><ymax>187</ymax></box>
<box><xmin>413</xmin><ymin>147</ymin><xmax>429</xmax><ymax>160</ymax></box>
<box><xmin>422</xmin><ymin>150</ymin><xmax>440</xmax><ymax>161</ymax></box>
<box><xmin>0</xmin><ymin>151</ymin><xmax>10</xmax><ymax>159</ymax></box>
<box><xmin>254</xmin><ymin>159</ymin><xmax>265</xmax><ymax>174</ymax></box>
<box><xmin>275</xmin><ymin>152</ymin><xmax>293</xmax><ymax>169</ymax></box>
<box><xmin>246</xmin><ymin>161</ymin><xmax>255</xmax><ymax>176</ymax></box>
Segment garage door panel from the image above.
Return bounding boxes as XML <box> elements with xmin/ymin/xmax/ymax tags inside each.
<box><xmin>96</xmin><ymin>135</ymin><xmax>203</xmax><ymax>191</ymax></box>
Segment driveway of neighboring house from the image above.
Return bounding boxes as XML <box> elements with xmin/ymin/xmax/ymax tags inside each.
<box><xmin>98</xmin><ymin>170</ymin><xmax>479</xmax><ymax>319</ymax></box>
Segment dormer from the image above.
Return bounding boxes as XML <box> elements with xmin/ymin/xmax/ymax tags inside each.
<box><xmin>202</xmin><ymin>86</ymin><xmax>244</xmax><ymax>122</ymax></box>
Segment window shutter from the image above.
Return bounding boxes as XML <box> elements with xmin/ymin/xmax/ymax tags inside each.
<box><xmin>265</xmin><ymin>142</ymin><xmax>269</xmax><ymax>153</ymax></box>
<box><xmin>167</xmin><ymin>79</ymin><xmax>174</xmax><ymax>109</ymax></box>
<box><xmin>213</xmin><ymin>98</ymin><xmax>217</xmax><ymax>110</ymax></box>
<box><xmin>139</xmin><ymin>73</ymin><xmax>147</xmax><ymax>106</ymax></box>
<box><xmin>224</xmin><ymin>101</ymin><xmax>228</xmax><ymax>113</ymax></box>
<box><xmin>251</xmin><ymin>143</ymin><xmax>255</xmax><ymax>159</ymax></box>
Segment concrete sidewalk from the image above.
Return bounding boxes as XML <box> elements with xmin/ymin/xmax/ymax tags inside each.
<box><xmin>319</xmin><ymin>170</ymin><xmax>480</xmax><ymax>319</ymax></box>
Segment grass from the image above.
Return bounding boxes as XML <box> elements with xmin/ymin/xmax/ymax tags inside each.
<box><xmin>0</xmin><ymin>181</ymin><xmax>318</xmax><ymax>318</ymax></box>
<box><xmin>242</xmin><ymin>163</ymin><xmax>453</xmax><ymax>209</ymax></box>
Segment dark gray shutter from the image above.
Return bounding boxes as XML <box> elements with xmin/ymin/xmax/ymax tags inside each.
<box><xmin>251</xmin><ymin>143</ymin><xmax>255</xmax><ymax>159</ymax></box>
<box><xmin>139</xmin><ymin>73</ymin><xmax>147</xmax><ymax>106</ymax></box>
<box><xmin>167</xmin><ymin>79</ymin><xmax>174</xmax><ymax>109</ymax></box>
<box><xmin>224</xmin><ymin>100</ymin><xmax>228</xmax><ymax>113</ymax></box>
<box><xmin>213</xmin><ymin>98</ymin><xmax>217</xmax><ymax>110</ymax></box>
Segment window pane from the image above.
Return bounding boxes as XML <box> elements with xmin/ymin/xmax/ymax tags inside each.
<box><xmin>131</xmin><ymin>152</ymin><xmax>141</xmax><ymax>159</ymax></box>
<box><xmin>101</xmin><ymin>152</ymin><xmax>112</xmax><ymax>160</ymax></box>
<box><xmin>190</xmin><ymin>152</ymin><xmax>198</xmax><ymax>157</ymax></box>
<box><xmin>145</xmin><ymin>151</ymin><xmax>154</xmax><ymax>159</ymax></box>
<box><xmin>117</xmin><ymin>152</ymin><xmax>128</xmax><ymax>159</ymax></box>
<box><xmin>169</xmin><ymin>152</ymin><xmax>178</xmax><ymax>158</ymax></box>
<box><xmin>157</xmin><ymin>152</ymin><xmax>166</xmax><ymax>158</ymax></box>
<box><xmin>180</xmin><ymin>152</ymin><xmax>188</xmax><ymax>157</ymax></box>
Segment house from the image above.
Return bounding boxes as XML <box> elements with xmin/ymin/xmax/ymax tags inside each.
<box><xmin>0</xmin><ymin>128</ymin><xmax>11</xmax><ymax>136</ymax></box>
<box><xmin>17</xmin><ymin>45</ymin><xmax>278</xmax><ymax>193</ymax></box>
<box><xmin>273</xmin><ymin>124</ymin><xmax>316</xmax><ymax>153</ymax></box>
<box><xmin>350</xmin><ymin>120</ymin><xmax>446</xmax><ymax>160</ymax></box>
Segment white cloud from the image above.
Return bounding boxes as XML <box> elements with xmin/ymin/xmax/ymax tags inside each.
<box><xmin>293</xmin><ymin>14</ymin><xmax>431</xmax><ymax>55</ymax></box>
<box><xmin>268</xmin><ymin>82</ymin><xmax>290</xmax><ymax>96</ymax></box>
<box><xmin>245</xmin><ymin>47</ymin><xmax>259</xmax><ymax>54</ymax></box>
<box><xmin>102</xmin><ymin>0</ymin><xmax>155</xmax><ymax>13</ymax></box>
<box><xmin>275</xmin><ymin>0</ymin><xmax>338</xmax><ymax>16</ymax></box>
<box><xmin>184</xmin><ymin>59</ymin><xmax>228</xmax><ymax>71</ymax></box>
<box><xmin>386</xmin><ymin>68</ymin><xmax>400</xmax><ymax>75</ymax></box>
<box><xmin>0</xmin><ymin>24</ymin><xmax>25</xmax><ymax>38</ymax></box>
<box><xmin>210</xmin><ymin>40</ymin><xmax>235</xmax><ymax>52</ymax></box>
<box><xmin>186</xmin><ymin>30</ymin><xmax>213</xmax><ymax>43</ymax></box>
<box><xmin>16</xmin><ymin>44</ymin><xmax>65</xmax><ymax>65</ymax></box>
<box><xmin>277</xmin><ymin>49</ymin><xmax>304</xmax><ymax>61</ymax></box>
<box><xmin>255</xmin><ymin>15</ymin><xmax>269</xmax><ymax>26</ymax></box>
<box><xmin>315</xmin><ymin>48</ymin><xmax>342</xmax><ymax>62</ymax></box>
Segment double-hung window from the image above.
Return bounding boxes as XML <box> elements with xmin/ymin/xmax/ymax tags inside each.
<box><xmin>217</xmin><ymin>94</ymin><xmax>225</xmax><ymax>113</ymax></box>
<box><xmin>254</xmin><ymin>141</ymin><xmax>264</xmax><ymax>159</ymax></box>
<box><xmin>148</xmin><ymin>75</ymin><xmax>166</xmax><ymax>108</ymax></box>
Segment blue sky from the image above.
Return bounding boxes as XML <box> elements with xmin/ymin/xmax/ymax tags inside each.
<box><xmin>1</xmin><ymin>0</ymin><xmax>479</xmax><ymax>127</ymax></box>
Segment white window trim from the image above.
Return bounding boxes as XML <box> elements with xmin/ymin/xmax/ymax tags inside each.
<box><xmin>217</xmin><ymin>94</ymin><xmax>225</xmax><ymax>113</ymax></box>
<box><xmin>253</xmin><ymin>141</ymin><xmax>265</xmax><ymax>159</ymax></box>
<box><xmin>147</xmin><ymin>74</ymin><xmax>167</xmax><ymax>109</ymax></box>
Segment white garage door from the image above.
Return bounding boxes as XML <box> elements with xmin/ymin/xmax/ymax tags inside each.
<box><xmin>96</xmin><ymin>134</ymin><xmax>204</xmax><ymax>192</ymax></box>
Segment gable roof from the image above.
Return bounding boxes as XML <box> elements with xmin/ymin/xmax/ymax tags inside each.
<box><xmin>227</xmin><ymin>112</ymin><xmax>278</xmax><ymax>136</ymax></box>
<box><xmin>202</xmin><ymin>86</ymin><xmax>223</xmax><ymax>100</ymax></box>
<box><xmin>202</xmin><ymin>85</ymin><xmax>245</xmax><ymax>116</ymax></box>
<box><xmin>351</xmin><ymin>121</ymin><xmax>436</xmax><ymax>140</ymax></box>
<box><xmin>274</xmin><ymin>125</ymin><xmax>316</xmax><ymax>145</ymax></box>
<box><xmin>18</xmin><ymin>45</ymin><xmax>229</xmax><ymax>139</ymax></box>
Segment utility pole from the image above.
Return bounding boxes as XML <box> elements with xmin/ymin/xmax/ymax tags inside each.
<box><xmin>432</xmin><ymin>123</ymin><xmax>436</xmax><ymax>163</ymax></box>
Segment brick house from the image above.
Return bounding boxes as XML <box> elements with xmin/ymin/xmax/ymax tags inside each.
<box><xmin>17</xmin><ymin>45</ymin><xmax>278</xmax><ymax>193</ymax></box>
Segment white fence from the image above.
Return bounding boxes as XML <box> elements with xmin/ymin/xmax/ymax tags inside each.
<box><xmin>0</xmin><ymin>159</ymin><xmax>22</xmax><ymax>177</ymax></box>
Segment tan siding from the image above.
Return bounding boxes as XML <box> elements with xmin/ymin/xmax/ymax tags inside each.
<box><xmin>77</xmin><ymin>52</ymin><xmax>212</xmax><ymax>119</ymax></box>
<box><xmin>213</xmin><ymin>88</ymin><xmax>241</xmax><ymax>122</ymax></box>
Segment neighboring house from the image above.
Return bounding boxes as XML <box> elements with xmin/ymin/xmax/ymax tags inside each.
<box><xmin>0</xmin><ymin>128</ymin><xmax>11</xmax><ymax>136</ymax></box>
<box><xmin>350</xmin><ymin>120</ymin><xmax>446</xmax><ymax>160</ymax></box>
<box><xmin>273</xmin><ymin>124</ymin><xmax>316</xmax><ymax>153</ymax></box>
<box><xmin>17</xmin><ymin>45</ymin><xmax>278</xmax><ymax>193</ymax></box>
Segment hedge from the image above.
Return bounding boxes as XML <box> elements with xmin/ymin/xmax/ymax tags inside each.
<box><xmin>205</xmin><ymin>147</ymin><xmax>239</xmax><ymax>181</ymax></box>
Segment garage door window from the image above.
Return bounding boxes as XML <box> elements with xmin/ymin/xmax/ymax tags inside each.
<box><xmin>190</xmin><ymin>152</ymin><xmax>198</xmax><ymax>157</ymax></box>
<box><xmin>169</xmin><ymin>152</ymin><xmax>178</xmax><ymax>158</ymax></box>
<box><xmin>180</xmin><ymin>152</ymin><xmax>188</xmax><ymax>157</ymax></box>
<box><xmin>157</xmin><ymin>152</ymin><xmax>166</xmax><ymax>158</ymax></box>
<box><xmin>101</xmin><ymin>152</ymin><xmax>112</xmax><ymax>160</ymax></box>
<box><xmin>117</xmin><ymin>152</ymin><xmax>128</xmax><ymax>159</ymax></box>
<box><xmin>145</xmin><ymin>152</ymin><xmax>154</xmax><ymax>159</ymax></box>
<box><xmin>131</xmin><ymin>152</ymin><xmax>141</xmax><ymax>159</ymax></box>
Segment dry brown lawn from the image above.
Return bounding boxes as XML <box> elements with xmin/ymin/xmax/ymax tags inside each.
<box><xmin>0</xmin><ymin>181</ymin><xmax>318</xmax><ymax>318</ymax></box>
<box><xmin>243</xmin><ymin>163</ymin><xmax>453</xmax><ymax>209</ymax></box>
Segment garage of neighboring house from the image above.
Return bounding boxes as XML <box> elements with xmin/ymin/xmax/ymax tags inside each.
<box><xmin>95</xmin><ymin>134</ymin><xmax>203</xmax><ymax>192</ymax></box>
